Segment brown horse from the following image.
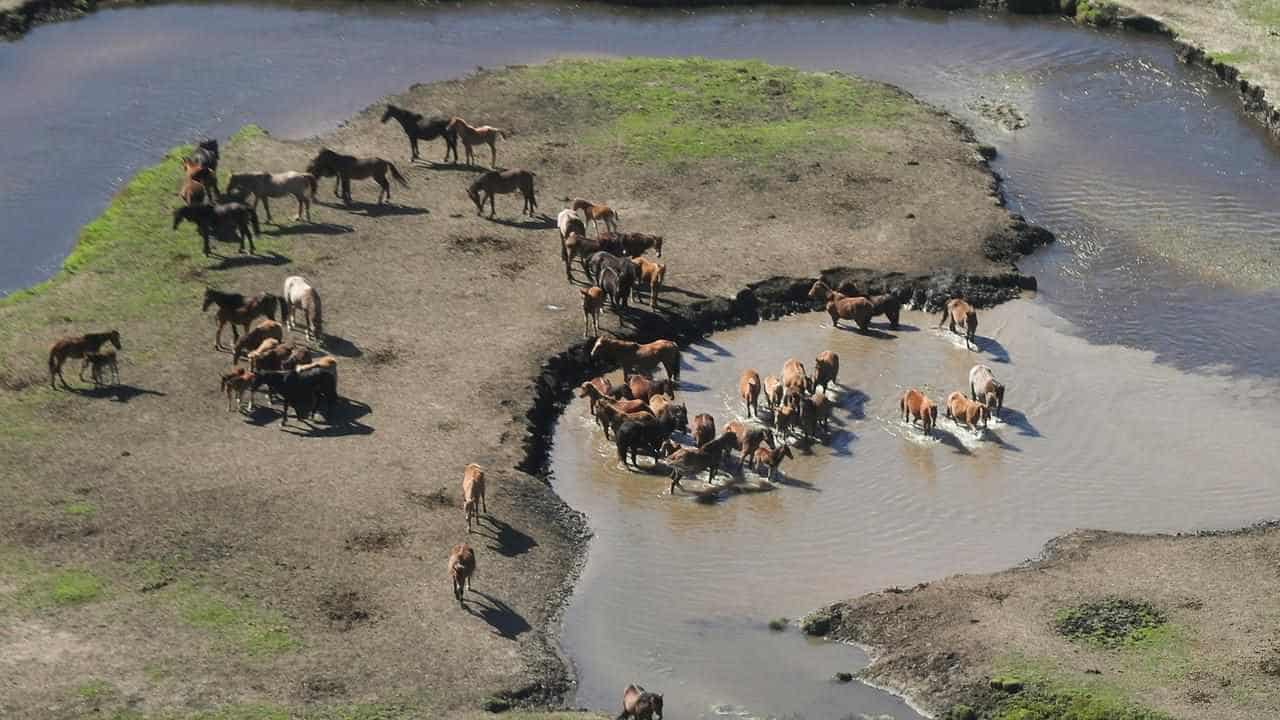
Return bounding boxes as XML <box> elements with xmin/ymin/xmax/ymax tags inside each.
<box><xmin>448</xmin><ymin>543</ymin><xmax>476</xmax><ymax>606</ymax></box>
<box><xmin>691</xmin><ymin>412</ymin><xmax>717</xmax><ymax>448</ymax></box>
<box><xmin>781</xmin><ymin>358</ymin><xmax>809</xmax><ymax>410</ymax></box>
<box><xmin>581</xmin><ymin>286</ymin><xmax>606</xmax><ymax>338</ymax></box>
<box><xmin>751</xmin><ymin>444</ymin><xmax>794</xmax><ymax>481</ymax></box>
<box><xmin>80</xmin><ymin>348</ymin><xmax>120</xmax><ymax>387</ymax></box>
<box><xmin>305</xmin><ymin>148</ymin><xmax>407</xmax><ymax>205</ymax></box>
<box><xmin>814</xmin><ymin>351</ymin><xmax>839</xmax><ymax>393</ymax></box>
<box><xmin>447</xmin><ymin>117</ymin><xmax>507</xmax><ymax>167</ymax></box>
<box><xmin>600</xmin><ymin>231</ymin><xmax>662</xmax><ymax>258</ymax></box>
<box><xmin>179</xmin><ymin>158</ymin><xmax>216</xmax><ymax>205</ymax></box>
<box><xmin>48</xmin><ymin>330</ymin><xmax>121</xmax><ymax>389</ymax></box>
<box><xmin>739</xmin><ymin>369</ymin><xmax>761</xmax><ymax>418</ymax></box>
<box><xmin>724</xmin><ymin>420</ymin><xmax>775</xmax><ymax>471</ymax></box>
<box><xmin>666</xmin><ymin>431</ymin><xmax>738</xmax><ymax>493</ymax></box>
<box><xmin>462</xmin><ymin>463</ymin><xmax>487</xmax><ymax>532</ymax></box>
<box><xmin>182</xmin><ymin>139</ymin><xmax>220</xmax><ymax>199</ymax></box>
<box><xmin>900</xmin><ymin>388</ymin><xmax>937</xmax><ymax>435</ymax></box>
<box><xmin>630</xmin><ymin>256</ymin><xmax>666</xmax><ymax>309</ymax></box>
<box><xmin>939</xmin><ymin>298</ymin><xmax>978</xmax><ymax>350</ymax></box>
<box><xmin>467</xmin><ymin>169</ymin><xmax>537</xmax><ymax>218</ymax></box>
<box><xmin>572</xmin><ymin>198</ymin><xmax>618</xmax><ymax>237</ymax></box>
<box><xmin>618</xmin><ymin>684</ymin><xmax>664</xmax><ymax>720</ymax></box>
<box><xmin>591</xmin><ymin>337</ymin><xmax>681</xmax><ymax>381</ymax></box>
<box><xmin>202</xmin><ymin>288</ymin><xmax>279</xmax><ymax>350</ymax></box>
<box><xmin>946</xmin><ymin>391</ymin><xmax>990</xmax><ymax>431</ymax></box>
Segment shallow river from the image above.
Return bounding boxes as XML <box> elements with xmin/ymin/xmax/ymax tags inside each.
<box><xmin>5</xmin><ymin>2</ymin><xmax>1280</xmax><ymax>718</ymax></box>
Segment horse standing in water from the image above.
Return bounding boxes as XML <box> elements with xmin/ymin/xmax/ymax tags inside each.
<box><xmin>48</xmin><ymin>330</ymin><xmax>121</xmax><ymax>389</ymax></box>
<box><xmin>939</xmin><ymin>298</ymin><xmax>979</xmax><ymax>350</ymax></box>
<box><xmin>306</xmin><ymin>148</ymin><xmax>408</xmax><ymax>205</ymax></box>
<box><xmin>381</xmin><ymin>104</ymin><xmax>457</xmax><ymax>163</ymax></box>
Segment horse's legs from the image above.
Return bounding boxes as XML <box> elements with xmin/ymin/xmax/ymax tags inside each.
<box><xmin>410</xmin><ymin>136</ymin><xmax>419</xmax><ymax>161</ymax></box>
<box><xmin>332</xmin><ymin>176</ymin><xmax>342</xmax><ymax>199</ymax></box>
<box><xmin>261</xmin><ymin>196</ymin><xmax>272</xmax><ymax>223</ymax></box>
<box><xmin>489</xmin><ymin>139</ymin><xmax>497</xmax><ymax>168</ymax></box>
<box><xmin>377</xmin><ymin>175</ymin><xmax>390</xmax><ymax>205</ymax></box>
<box><xmin>487</xmin><ymin>191</ymin><xmax>496</xmax><ymax>218</ymax></box>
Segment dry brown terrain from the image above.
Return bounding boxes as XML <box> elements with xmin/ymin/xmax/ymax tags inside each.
<box><xmin>0</xmin><ymin>60</ymin><xmax>1035</xmax><ymax>718</ymax></box>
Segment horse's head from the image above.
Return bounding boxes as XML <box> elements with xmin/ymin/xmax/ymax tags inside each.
<box><xmin>590</xmin><ymin>336</ymin><xmax>608</xmax><ymax>359</ymax></box>
<box><xmin>653</xmin><ymin>235</ymin><xmax>664</xmax><ymax>257</ymax></box>
<box><xmin>107</xmin><ymin>330</ymin><xmax>122</xmax><ymax>350</ymax></box>
<box><xmin>639</xmin><ymin>692</ymin><xmax>663</xmax><ymax>720</ymax></box>
<box><xmin>259</xmin><ymin>294</ymin><xmax>280</xmax><ymax>321</ymax></box>
<box><xmin>198</xmin><ymin>139</ymin><xmax>218</xmax><ymax>155</ymax></box>
<box><xmin>466</xmin><ymin>182</ymin><xmax>483</xmax><ymax>214</ymax></box>
<box><xmin>807</xmin><ymin>280</ymin><xmax>829</xmax><ymax>301</ymax></box>
<box><xmin>380</xmin><ymin>105</ymin><xmax>396</xmax><ymax>123</ymax></box>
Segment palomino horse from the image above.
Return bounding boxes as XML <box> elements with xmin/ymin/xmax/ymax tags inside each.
<box><xmin>172</xmin><ymin>202</ymin><xmax>259</xmax><ymax>256</ymax></box>
<box><xmin>178</xmin><ymin>158</ymin><xmax>216</xmax><ymax>206</ymax></box>
<box><xmin>282</xmin><ymin>275</ymin><xmax>324</xmax><ymax>346</ymax></box>
<box><xmin>381</xmin><ymin>104</ymin><xmax>457</xmax><ymax>163</ymax></box>
<box><xmin>467</xmin><ymin>169</ymin><xmax>537</xmax><ymax>218</ymax></box>
<box><xmin>557</xmin><ymin>208</ymin><xmax>587</xmax><ymax>263</ymax></box>
<box><xmin>202</xmin><ymin>288</ymin><xmax>279</xmax><ymax>350</ymax></box>
<box><xmin>939</xmin><ymin>298</ymin><xmax>978</xmax><ymax>350</ymax></box>
<box><xmin>225</xmin><ymin>172</ymin><xmax>317</xmax><ymax>222</ymax></box>
<box><xmin>306</xmin><ymin>148</ymin><xmax>407</xmax><ymax>205</ymax></box>
<box><xmin>48</xmin><ymin>330</ymin><xmax>121</xmax><ymax>389</ymax></box>
<box><xmin>446</xmin><ymin>117</ymin><xmax>507</xmax><ymax>167</ymax></box>
<box><xmin>572</xmin><ymin>198</ymin><xmax>618</xmax><ymax>237</ymax></box>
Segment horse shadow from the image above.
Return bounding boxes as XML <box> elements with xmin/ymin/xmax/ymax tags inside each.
<box><xmin>689</xmin><ymin>337</ymin><xmax>732</xmax><ymax>358</ymax></box>
<box><xmin>997</xmin><ymin>408</ymin><xmax>1040</xmax><ymax>438</ymax></box>
<box><xmin>661</xmin><ymin>284</ymin><xmax>710</xmax><ymax>301</ymax></box>
<box><xmin>472</xmin><ymin>516</ymin><xmax>538</xmax><ymax>557</ymax></box>
<box><xmin>931</xmin><ymin>426</ymin><xmax>973</xmax><ymax>456</ymax></box>
<box><xmin>835</xmin><ymin>388</ymin><xmax>869</xmax><ymax>420</ymax></box>
<box><xmin>880</xmin><ymin>322</ymin><xmax>920</xmax><ymax>332</ymax></box>
<box><xmin>251</xmin><ymin>397</ymin><xmax>373</xmax><ymax>438</ymax></box>
<box><xmin>827</xmin><ymin>428</ymin><xmax>858</xmax><ymax>457</ymax></box>
<box><xmin>485</xmin><ymin>214</ymin><xmax>555</xmax><ymax>230</ymax></box>
<box><xmin>70</xmin><ymin>384</ymin><xmax>166</xmax><ymax>403</ymax></box>
<box><xmin>464</xmin><ymin>590</ymin><xmax>531</xmax><ymax>640</ymax></box>
<box><xmin>981</xmin><ymin>426</ymin><xmax>1021</xmax><ymax>453</ymax></box>
<box><xmin>210</xmin><ymin>251</ymin><xmax>290</xmax><ymax>270</ymax></box>
<box><xmin>322</xmin><ymin>335</ymin><xmax>362</xmax><ymax>359</ymax></box>
<box><xmin>421</xmin><ymin>160</ymin><xmax>488</xmax><ymax>172</ymax></box>
<box><xmin>263</xmin><ymin>222</ymin><xmax>353</xmax><ymax>236</ymax></box>
<box><xmin>772</xmin><ymin>472</ymin><xmax>820</xmax><ymax>492</ymax></box>
<box><xmin>836</xmin><ymin>325</ymin><xmax>896</xmax><ymax>340</ymax></box>
<box><xmin>975</xmin><ymin>335</ymin><xmax>1011</xmax><ymax>363</ymax></box>
<box><xmin>348</xmin><ymin>202</ymin><xmax>429</xmax><ymax>218</ymax></box>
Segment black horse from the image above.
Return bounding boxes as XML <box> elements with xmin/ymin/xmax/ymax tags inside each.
<box><xmin>381</xmin><ymin>104</ymin><xmax>457</xmax><ymax>163</ymax></box>
<box><xmin>173</xmin><ymin>202</ymin><xmax>259</xmax><ymax>256</ymax></box>
<box><xmin>184</xmin><ymin>139</ymin><xmax>221</xmax><ymax>197</ymax></box>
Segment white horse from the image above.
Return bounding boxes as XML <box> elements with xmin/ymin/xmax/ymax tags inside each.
<box><xmin>225</xmin><ymin>171</ymin><xmax>317</xmax><ymax>222</ymax></box>
<box><xmin>557</xmin><ymin>208</ymin><xmax>586</xmax><ymax>263</ymax></box>
<box><xmin>969</xmin><ymin>364</ymin><xmax>1005</xmax><ymax>418</ymax></box>
<box><xmin>282</xmin><ymin>276</ymin><xmax>324</xmax><ymax>346</ymax></box>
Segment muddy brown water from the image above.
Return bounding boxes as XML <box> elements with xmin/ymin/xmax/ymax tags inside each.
<box><xmin>551</xmin><ymin>300</ymin><xmax>1280</xmax><ymax>718</ymax></box>
<box><xmin>5</xmin><ymin>2</ymin><xmax>1280</xmax><ymax>717</ymax></box>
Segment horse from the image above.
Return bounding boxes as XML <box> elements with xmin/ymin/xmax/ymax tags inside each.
<box><xmin>380</xmin><ymin>104</ymin><xmax>457</xmax><ymax>163</ymax></box>
<box><xmin>900</xmin><ymin>388</ymin><xmax>937</xmax><ymax>435</ymax></box>
<box><xmin>630</xmin><ymin>256</ymin><xmax>665</xmax><ymax>309</ymax></box>
<box><xmin>184</xmin><ymin>139</ymin><xmax>220</xmax><ymax>197</ymax></box>
<box><xmin>282</xmin><ymin>276</ymin><xmax>324</xmax><ymax>346</ymax></box>
<box><xmin>305</xmin><ymin>148</ymin><xmax>407</xmax><ymax>205</ymax></box>
<box><xmin>691</xmin><ymin>412</ymin><xmax>717</xmax><ymax>448</ymax></box>
<box><xmin>462</xmin><ymin>463</ymin><xmax>487</xmax><ymax>532</ymax></box>
<box><xmin>448</xmin><ymin>543</ymin><xmax>476</xmax><ymax>606</ymax></box>
<box><xmin>751</xmin><ymin>444</ymin><xmax>793</xmax><ymax>482</ymax></box>
<box><xmin>618</xmin><ymin>684</ymin><xmax>664</xmax><ymax>720</ymax></box>
<box><xmin>255</xmin><ymin>367</ymin><xmax>338</xmax><ymax>428</ymax></box>
<box><xmin>599</xmin><ymin>231</ymin><xmax>662</xmax><ymax>258</ymax></box>
<box><xmin>724</xmin><ymin>420</ymin><xmax>775</xmax><ymax>471</ymax></box>
<box><xmin>572</xmin><ymin>198</ymin><xmax>619</xmax><ymax>237</ymax></box>
<box><xmin>591</xmin><ymin>336</ymin><xmax>681</xmax><ymax>381</ymax></box>
<box><xmin>172</xmin><ymin>202</ymin><xmax>259</xmax><ymax>256</ymax></box>
<box><xmin>781</xmin><ymin>358</ymin><xmax>809</xmax><ymax>410</ymax></box>
<box><xmin>814</xmin><ymin>351</ymin><xmax>839</xmax><ymax>393</ymax></box>
<box><xmin>225</xmin><ymin>172</ymin><xmax>317</xmax><ymax>222</ymax></box>
<box><xmin>827</xmin><ymin>297</ymin><xmax>874</xmax><ymax>332</ymax></box>
<box><xmin>665</xmin><ymin>431</ymin><xmax>738</xmax><ymax>493</ymax></box>
<box><xmin>178</xmin><ymin>158</ymin><xmax>216</xmax><ymax>206</ymax></box>
<box><xmin>969</xmin><ymin>364</ymin><xmax>1005</xmax><ymax>418</ymax></box>
<box><xmin>558</xmin><ymin>208</ymin><xmax>587</xmax><ymax>265</ymax></box>
<box><xmin>201</xmin><ymin>288</ymin><xmax>279</xmax><ymax>350</ymax></box>
<box><xmin>615</xmin><ymin>404</ymin><xmax>689</xmax><ymax>469</ymax></box>
<box><xmin>939</xmin><ymin>298</ymin><xmax>978</xmax><ymax>350</ymax></box>
<box><xmin>739</xmin><ymin>369</ymin><xmax>761</xmax><ymax>418</ymax></box>
<box><xmin>48</xmin><ymin>330</ymin><xmax>120</xmax><ymax>389</ymax></box>
<box><xmin>80</xmin><ymin>348</ymin><xmax>119</xmax><ymax>387</ymax></box>
<box><xmin>467</xmin><ymin>169</ymin><xmax>536</xmax><ymax>218</ymax></box>
<box><xmin>446</xmin><ymin>117</ymin><xmax>507</xmax><ymax>167</ymax></box>
<box><xmin>581</xmin><ymin>286</ymin><xmax>606</xmax><ymax>338</ymax></box>
<box><xmin>946</xmin><ymin>391</ymin><xmax>990</xmax><ymax>431</ymax></box>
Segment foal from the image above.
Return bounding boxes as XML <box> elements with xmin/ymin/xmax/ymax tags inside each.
<box><xmin>80</xmin><ymin>348</ymin><xmax>120</xmax><ymax>387</ymax></box>
<box><xmin>179</xmin><ymin>158</ymin><xmax>216</xmax><ymax>205</ymax></box>
<box><xmin>48</xmin><ymin>330</ymin><xmax>121</xmax><ymax>389</ymax></box>
<box><xmin>572</xmin><ymin>198</ymin><xmax>618</xmax><ymax>237</ymax></box>
<box><xmin>446</xmin><ymin>117</ymin><xmax>507</xmax><ymax>167</ymax></box>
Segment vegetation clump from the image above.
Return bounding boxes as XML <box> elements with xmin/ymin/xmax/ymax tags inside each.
<box><xmin>1054</xmin><ymin>597</ymin><xmax>1167</xmax><ymax>647</ymax></box>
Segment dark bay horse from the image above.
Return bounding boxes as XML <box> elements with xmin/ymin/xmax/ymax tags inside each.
<box><xmin>48</xmin><ymin>330</ymin><xmax>121</xmax><ymax>389</ymax></box>
<box><xmin>306</xmin><ymin>148</ymin><xmax>407</xmax><ymax>205</ymax></box>
<box><xmin>202</xmin><ymin>288</ymin><xmax>279</xmax><ymax>350</ymax></box>
<box><xmin>381</xmin><ymin>104</ymin><xmax>457</xmax><ymax>163</ymax></box>
<box><xmin>184</xmin><ymin>139</ymin><xmax>220</xmax><ymax>198</ymax></box>
<box><xmin>173</xmin><ymin>202</ymin><xmax>259</xmax><ymax>256</ymax></box>
<box><xmin>467</xmin><ymin>169</ymin><xmax>536</xmax><ymax>218</ymax></box>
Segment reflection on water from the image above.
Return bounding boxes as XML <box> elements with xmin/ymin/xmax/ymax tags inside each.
<box><xmin>551</xmin><ymin>300</ymin><xmax>1280</xmax><ymax>718</ymax></box>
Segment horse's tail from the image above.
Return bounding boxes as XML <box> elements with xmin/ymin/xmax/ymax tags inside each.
<box><xmin>387</xmin><ymin>163</ymin><xmax>409</xmax><ymax>188</ymax></box>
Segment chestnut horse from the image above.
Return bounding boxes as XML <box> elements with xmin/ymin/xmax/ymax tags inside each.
<box><xmin>946</xmin><ymin>391</ymin><xmax>990</xmax><ymax>431</ymax></box>
<box><xmin>939</xmin><ymin>298</ymin><xmax>978</xmax><ymax>350</ymax></box>
<box><xmin>572</xmin><ymin>198</ymin><xmax>618</xmax><ymax>237</ymax></box>
<box><xmin>48</xmin><ymin>330</ymin><xmax>121</xmax><ymax>389</ymax></box>
<box><xmin>447</xmin><ymin>117</ymin><xmax>507</xmax><ymax>167</ymax></box>
<box><xmin>739</xmin><ymin>369</ymin><xmax>761</xmax><ymax>418</ymax></box>
<box><xmin>591</xmin><ymin>337</ymin><xmax>681</xmax><ymax>381</ymax></box>
<box><xmin>202</xmin><ymin>288</ymin><xmax>279</xmax><ymax>350</ymax></box>
<box><xmin>179</xmin><ymin>158</ymin><xmax>216</xmax><ymax>206</ymax></box>
<box><xmin>448</xmin><ymin>543</ymin><xmax>476</xmax><ymax>605</ymax></box>
<box><xmin>900</xmin><ymin>388</ymin><xmax>937</xmax><ymax>435</ymax></box>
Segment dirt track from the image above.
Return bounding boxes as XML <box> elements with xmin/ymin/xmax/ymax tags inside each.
<box><xmin>0</xmin><ymin>60</ymin><xmax>1045</xmax><ymax>717</ymax></box>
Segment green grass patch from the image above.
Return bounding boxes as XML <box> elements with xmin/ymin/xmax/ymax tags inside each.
<box><xmin>1075</xmin><ymin>0</ymin><xmax>1119</xmax><ymax>26</ymax></box>
<box><xmin>989</xmin><ymin>686</ymin><xmax>1175</xmax><ymax>720</ymax></box>
<box><xmin>64</xmin><ymin>500</ymin><xmax>97</xmax><ymax>517</ymax></box>
<box><xmin>1054</xmin><ymin>598</ymin><xmax>1167</xmax><ymax>648</ymax></box>
<box><xmin>100</xmin><ymin>704</ymin><xmax>438</xmax><ymax>720</ymax></box>
<box><xmin>1239</xmin><ymin>0</ymin><xmax>1280</xmax><ymax>29</ymax></box>
<box><xmin>164</xmin><ymin>581</ymin><xmax>297</xmax><ymax>657</ymax></box>
<box><xmin>528</xmin><ymin>57</ymin><xmax>916</xmax><ymax>166</ymax></box>
<box><xmin>1208</xmin><ymin>48</ymin><xmax>1261</xmax><ymax>66</ymax></box>
<box><xmin>18</xmin><ymin>568</ymin><xmax>107</xmax><ymax>607</ymax></box>
<box><xmin>0</xmin><ymin>125</ymin><xmax>272</xmax><ymax>442</ymax></box>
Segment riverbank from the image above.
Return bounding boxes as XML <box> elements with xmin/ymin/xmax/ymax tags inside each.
<box><xmin>0</xmin><ymin>58</ymin><xmax>1042</xmax><ymax>718</ymax></box>
<box><xmin>804</xmin><ymin>524</ymin><xmax>1280</xmax><ymax>719</ymax></box>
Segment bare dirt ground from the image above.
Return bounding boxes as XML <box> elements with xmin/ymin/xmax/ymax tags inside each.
<box><xmin>811</xmin><ymin>526</ymin><xmax>1280</xmax><ymax>719</ymax></box>
<box><xmin>0</xmin><ymin>60</ymin><xmax>1031</xmax><ymax>718</ymax></box>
